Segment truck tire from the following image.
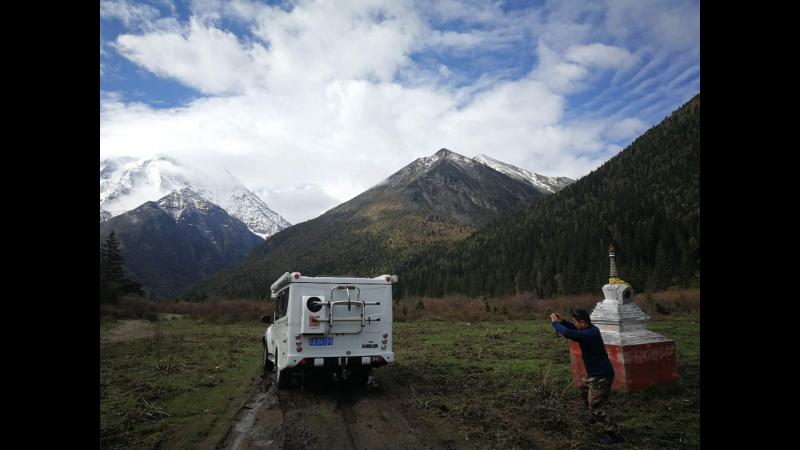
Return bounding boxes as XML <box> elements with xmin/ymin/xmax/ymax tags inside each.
<box><xmin>275</xmin><ymin>348</ymin><xmax>291</xmax><ymax>389</ymax></box>
<box><xmin>262</xmin><ymin>339</ymin><xmax>273</xmax><ymax>373</ymax></box>
<box><xmin>350</xmin><ymin>367</ymin><xmax>371</xmax><ymax>387</ymax></box>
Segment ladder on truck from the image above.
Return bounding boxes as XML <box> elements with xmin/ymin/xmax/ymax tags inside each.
<box><xmin>313</xmin><ymin>285</ymin><xmax>382</xmax><ymax>334</ymax></box>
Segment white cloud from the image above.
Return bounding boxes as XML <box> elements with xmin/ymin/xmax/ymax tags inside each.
<box><xmin>101</xmin><ymin>0</ymin><xmax>698</xmax><ymax>223</ymax></box>
<box><xmin>533</xmin><ymin>41</ymin><xmax>639</xmax><ymax>96</ymax></box>
<box><xmin>100</xmin><ymin>69</ymin><xmax>616</xmax><ymax>211</ymax></box>
<box><xmin>666</xmin><ymin>63</ymin><xmax>700</xmax><ymax>90</ymax></box>
<box><xmin>425</xmin><ymin>0</ymin><xmax>505</xmax><ymax>24</ymax></box>
<box><xmin>429</xmin><ymin>30</ymin><xmax>488</xmax><ymax>49</ymax></box>
<box><xmin>153</xmin><ymin>0</ymin><xmax>177</xmax><ymax>15</ymax></box>
<box><xmin>603</xmin><ymin>0</ymin><xmax>699</xmax><ymax>54</ymax></box>
<box><xmin>100</xmin><ymin>0</ymin><xmax>161</xmax><ymax>28</ymax></box>
<box><xmin>114</xmin><ymin>18</ymin><xmax>270</xmax><ymax>95</ymax></box>
<box><xmin>603</xmin><ymin>117</ymin><xmax>647</xmax><ymax>141</ymax></box>
<box><xmin>251</xmin><ymin>1</ymin><xmax>427</xmax><ymax>86</ymax></box>
<box><xmin>565</xmin><ymin>43</ymin><xmax>637</xmax><ymax>70</ymax></box>
<box><xmin>256</xmin><ymin>184</ymin><xmax>341</xmax><ymax>225</ymax></box>
<box><xmin>531</xmin><ymin>41</ymin><xmax>590</xmax><ymax>94</ymax></box>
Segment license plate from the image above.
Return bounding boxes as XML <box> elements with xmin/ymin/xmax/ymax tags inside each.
<box><xmin>309</xmin><ymin>337</ymin><xmax>334</xmax><ymax>346</ymax></box>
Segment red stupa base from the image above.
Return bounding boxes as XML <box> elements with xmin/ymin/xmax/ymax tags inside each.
<box><xmin>569</xmin><ymin>340</ymin><xmax>678</xmax><ymax>392</ymax></box>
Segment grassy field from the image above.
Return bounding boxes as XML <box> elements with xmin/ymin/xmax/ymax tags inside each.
<box><xmin>100</xmin><ymin>306</ymin><xmax>699</xmax><ymax>449</ymax></box>
<box><xmin>387</xmin><ymin>315</ymin><xmax>700</xmax><ymax>449</ymax></box>
<box><xmin>100</xmin><ymin>317</ymin><xmax>265</xmax><ymax>449</ymax></box>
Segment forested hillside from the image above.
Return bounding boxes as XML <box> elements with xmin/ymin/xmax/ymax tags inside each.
<box><xmin>397</xmin><ymin>94</ymin><xmax>700</xmax><ymax>298</ymax></box>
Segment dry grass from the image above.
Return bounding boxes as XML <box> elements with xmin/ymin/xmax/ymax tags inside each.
<box><xmin>101</xmin><ymin>296</ymin><xmax>274</xmax><ymax>324</ymax></box>
<box><xmin>102</xmin><ymin>289</ymin><xmax>698</xmax><ymax>325</ymax></box>
<box><xmin>394</xmin><ymin>288</ymin><xmax>700</xmax><ymax>322</ymax></box>
<box><xmin>100</xmin><ymin>296</ymin><xmax>160</xmax><ymax>321</ymax></box>
<box><xmin>155</xmin><ymin>299</ymin><xmax>273</xmax><ymax>324</ymax></box>
<box><xmin>636</xmin><ymin>289</ymin><xmax>700</xmax><ymax>316</ymax></box>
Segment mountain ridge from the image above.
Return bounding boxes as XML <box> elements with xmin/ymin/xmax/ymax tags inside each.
<box><xmin>99</xmin><ymin>187</ymin><xmax>264</xmax><ymax>299</ymax></box>
<box><xmin>472</xmin><ymin>154</ymin><xmax>573</xmax><ymax>194</ymax></box>
<box><xmin>99</xmin><ymin>156</ymin><xmax>291</xmax><ymax>238</ymax></box>
<box><xmin>185</xmin><ymin>147</ymin><xmax>551</xmax><ymax>299</ymax></box>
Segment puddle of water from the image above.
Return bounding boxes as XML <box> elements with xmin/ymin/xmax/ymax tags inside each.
<box><xmin>226</xmin><ymin>381</ymin><xmax>278</xmax><ymax>450</ymax></box>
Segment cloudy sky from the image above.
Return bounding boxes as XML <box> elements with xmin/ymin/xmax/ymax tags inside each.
<box><xmin>100</xmin><ymin>0</ymin><xmax>700</xmax><ymax>224</ymax></box>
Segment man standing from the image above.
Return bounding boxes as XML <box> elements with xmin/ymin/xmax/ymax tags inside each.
<box><xmin>550</xmin><ymin>309</ymin><xmax>623</xmax><ymax>445</ymax></box>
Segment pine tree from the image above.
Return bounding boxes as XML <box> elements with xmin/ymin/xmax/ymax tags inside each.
<box><xmin>100</xmin><ymin>231</ymin><xmax>143</xmax><ymax>303</ymax></box>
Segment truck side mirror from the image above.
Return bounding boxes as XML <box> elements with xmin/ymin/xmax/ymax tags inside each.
<box><xmin>261</xmin><ymin>315</ymin><xmax>272</xmax><ymax>324</ymax></box>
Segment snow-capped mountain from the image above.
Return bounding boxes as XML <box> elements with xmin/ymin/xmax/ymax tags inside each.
<box><xmin>99</xmin><ymin>156</ymin><xmax>291</xmax><ymax>238</ymax></box>
<box><xmin>338</xmin><ymin>148</ymin><xmax>547</xmax><ymax>227</ymax></box>
<box><xmin>157</xmin><ymin>187</ymin><xmax>217</xmax><ymax>222</ymax></box>
<box><xmin>100</xmin><ymin>187</ymin><xmax>264</xmax><ymax>299</ymax></box>
<box><xmin>383</xmin><ymin>148</ymin><xmax>493</xmax><ymax>190</ymax></box>
<box><xmin>190</xmin><ymin>148</ymin><xmax>549</xmax><ymax>298</ymax></box>
<box><xmin>472</xmin><ymin>154</ymin><xmax>573</xmax><ymax>194</ymax></box>
<box><xmin>225</xmin><ymin>187</ymin><xmax>291</xmax><ymax>239</ymax></box>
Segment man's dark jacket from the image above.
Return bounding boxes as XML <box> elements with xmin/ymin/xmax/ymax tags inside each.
<box><xmin>552</xmin><ymin>320</ymin><xmax>615</xmax><ymax>378</ymax></box>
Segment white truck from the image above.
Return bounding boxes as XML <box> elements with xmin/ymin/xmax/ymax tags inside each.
<box><xmin>261</xmin><ymin>272</ymin><xmax>397</xmax><ymax>388</ymax></box>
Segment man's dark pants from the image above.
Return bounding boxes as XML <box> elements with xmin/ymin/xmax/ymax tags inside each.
<box><xmin>579</xmin><ymin>376</ymin><xmax>616</xmax><ymax>433</ymax></box>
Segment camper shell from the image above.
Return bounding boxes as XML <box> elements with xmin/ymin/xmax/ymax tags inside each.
<box><xmin>262</xmin><ymin>272</ymin><xmax>396</xmax><ymax>388</ymax></box>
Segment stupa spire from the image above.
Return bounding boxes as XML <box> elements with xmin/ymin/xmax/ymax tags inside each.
<box><xmin>608</xmin><ymin>244</ymin><xmax>627</xmax><ymax>285</ymax></box>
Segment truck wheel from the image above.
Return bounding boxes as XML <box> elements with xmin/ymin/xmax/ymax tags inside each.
<box><xmin>275</xmin><ymin>348</ymin><xmax>291</xmax><ymax>389</ymax></box>
<box><xmin>262</xmin><ymin>340</ymin><xmax>273</xmax><ymax>373</ymax></box>
<box><xmin>350</xmin><ymin>367</ymin><xmax>371</xmax><ymax>387</ymax></box>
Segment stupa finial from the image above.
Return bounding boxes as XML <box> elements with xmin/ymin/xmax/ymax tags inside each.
<box><xmin>608</xmin><ymin>244</ymin><xmax>627</xmax><ymax>285</ymax></box>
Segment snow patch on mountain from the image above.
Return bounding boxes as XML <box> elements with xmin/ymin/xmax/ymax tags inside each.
<box><xmin>472</xmin><ymin>154</ymin><xmax>573</xmax><ymax>194</ymax></box>
<box><xmin>224</xmin><ymin>187</ymin><xmax>292</xmax><ymax>238</ymax></box>
<box><xmin>385</xmin><ymin>148</ymin><xmax>483</xmax><ymax>187</ymax></box>
<box><xmin>420</xmin><ymin>148</ymin><xmax>479</xmax><ymax>170</ymax></box>
<box><xmin>157</xmin><ymin>188</ymin><xmax>216</xmax><ymax>222</ymax></box>
<box><xmin>99</xmin><ymin>155</ymin><xmax>291</xmax><ymax>238</ymax></box>
<box><xmin>382</xmin><ymin>148</ymin><xmax>572</xmax><ymax>194</ymax></box>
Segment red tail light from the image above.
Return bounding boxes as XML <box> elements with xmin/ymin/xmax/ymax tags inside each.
<box><xmin>371</xmin><ymin>356</ymin><xmax>386</xmax><ymax>366</ymax></box>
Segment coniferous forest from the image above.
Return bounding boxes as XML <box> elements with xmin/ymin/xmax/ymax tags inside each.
<box><xmin>396</xmin><ymin>94</ymin><xmax>700</xmax><ymax>298</ymax></box>
<box><xmin>100</xmin><ymin>231</ymin><xmax>144</xmax><ymax>303</ymax></box>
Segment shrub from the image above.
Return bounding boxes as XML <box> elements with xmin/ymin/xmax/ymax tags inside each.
<box><xmin>393</xmin><ymin>289</ymin><xmax>699</xmax><ymax>322</ymax></box>
<box><xmin>155</xmin><ymin>298</ymin><xmax>273</xmax><ymax>324</ymax></box>
<box><xmin>100</xmin><ymin>295</ymin><xmax>158</xmax><ymax>321</ymax></box>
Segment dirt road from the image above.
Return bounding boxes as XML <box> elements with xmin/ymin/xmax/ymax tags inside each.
<box><xmin>101</xmin><ymin>319</ymin><xmax>155</xmax><ymax>343</ymax></box>
<box><xmin>100</xmin><ymin>315</ymin><xmax>184</xmax><ymax>344</ymax></box>
<box><xmin>220</xmin><ymin>370</ymin><xmax>468</xmax><ymax>450</ymax></box>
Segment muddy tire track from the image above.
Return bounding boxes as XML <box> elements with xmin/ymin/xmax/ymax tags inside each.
<box><xmin>220</xmin><ymin>371</ymin><xmax>463</xmax><ymax>450</ymax></box>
